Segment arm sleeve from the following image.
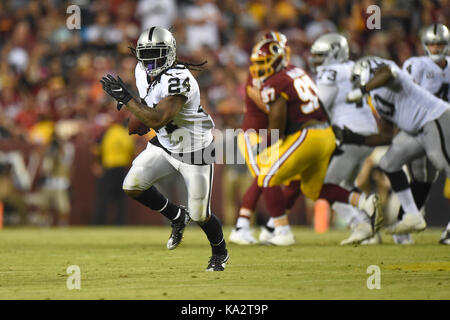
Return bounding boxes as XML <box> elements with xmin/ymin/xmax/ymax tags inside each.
<box><xmin>394</xmin><ymin>67</ymin><xmax>417</xmax><ymax>88</ymax></box>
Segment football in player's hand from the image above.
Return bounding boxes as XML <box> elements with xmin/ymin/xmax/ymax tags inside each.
<box><xmin>128</xmin><ymin>114</ymin><xmax>150</xmax><ymax>136</ymax></box>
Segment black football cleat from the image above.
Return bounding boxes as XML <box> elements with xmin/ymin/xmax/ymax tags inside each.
<box><xmin>206</xmin><ymin>252</ymin><xmax>229</xmax><ymax>271</ymax></box>
<box><xmin>167</xmin><ymin>207</ymin><xmax>191</xmax><ymax>250</ymax></box>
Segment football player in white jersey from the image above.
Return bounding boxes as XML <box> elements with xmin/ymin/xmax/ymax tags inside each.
<box><xmin>342</xmin><ymin>56</ymin><xmax>450</xmax><ymax>236</ymax></box>
<box><xmin>310</xmin><ymin>33</ymin><xmax>380</xmax><ymax>244</ymax></box>
<box><xmin>100</xmin><ymin>27</ymin><xmax>229</xmax><ymax>271</ymax></box>
<box><xmin>400</xmin><ymin>24</ymin><xmax>450</xmax><ymax>245</ymax></box>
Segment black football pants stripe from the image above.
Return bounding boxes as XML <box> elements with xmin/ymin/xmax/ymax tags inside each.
<box><xmin>435</xmin><ymin>119</ymin><xmax>450</xmax><ymax>167</ymax></box>
<box><xmin>206</xmin><ymin>164</ymin><xmax>213</xmax><ymax>219</ymax></box>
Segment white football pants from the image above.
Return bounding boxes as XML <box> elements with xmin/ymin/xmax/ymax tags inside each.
<box><xmin>324</xmin><ymin>143</ymin><xmax>374</xmax><ymax>189</ymax></box>
<box><xmin>380</xmin><ymin>109</ymin><xmax>450</xmax><ymax>179</ymax></box>
<box><xmin>324</xmin><ymin>143</ymin><xmax>374</xmax><ymax>227</ymax></box>
<box><xmin>123</xmin><ymin>143</ymin><xmax>213</xmax><ymax>222</ymax></box>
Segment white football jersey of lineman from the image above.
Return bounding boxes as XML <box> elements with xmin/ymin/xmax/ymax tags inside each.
<box><xmin>316</xmin><ymin>60</ymin><xmax>378</xmax><ymax>135</ymax></box>
<box><xmin>135</xmin><ymin>63</ymin><xmax>214</xmax><ymax>153</ymax></box>
<box><xmin>402</xmin><ymin>56</ymin><xmax>450</xmax><ymax>102</ymax></box>
<box><xmin>368</xmin><ymin>59</ymin><xmax>450</xmax><ymax>134</ymax></box>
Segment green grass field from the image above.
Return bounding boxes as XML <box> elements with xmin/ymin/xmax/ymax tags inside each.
<box><xmin>0</xmin><ymin>226</ymin><xmax>449</xmax><ymax>300</ymax></box>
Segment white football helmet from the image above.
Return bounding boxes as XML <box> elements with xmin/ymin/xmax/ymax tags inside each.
<box><xmin>351</xmin><ymin>56</ymin><xmax>386</xmax><ymax>87</ymax></box>
<box><xmin>421</xmin><ymin>24</ymin><xmax>449</xmax><ymax>63</ymax></box>
<box><xmin>309</xmin><ymin>33</ymin><xmax>349</xmax><ymax>72</ymax></box>
<box><xmin>134</xmin><ymin>26</ymin><xmax>177</xmax><ymax>77</ymax></box>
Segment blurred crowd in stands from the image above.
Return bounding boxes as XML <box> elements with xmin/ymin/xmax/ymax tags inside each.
<box><xmin>0</xmin><ymin>0</ymin><xmax>448</xmax><ymax>226</ymax></box>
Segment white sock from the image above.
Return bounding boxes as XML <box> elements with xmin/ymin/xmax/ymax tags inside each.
<box><xmin>350</xmin><ymin>211</ymin><xmax>370</xmax><ymax>229</ymax></box>
<box><xmin>273</xmin><ymin>214</ymin><xmax>288</xmax><ymax>226</ymax></box>
<box><xmin>273</xmin><ymin>214</ymin><xmax>290</xmax><ymax>234</ymax></box>
<box><xmin>266</xmin><ymin>217</ymin><xmax>275</xmax><ymax>229</ymax></box>
<box><xmin>236</xmin><ymin>217</ymin><xmax>250</xmax><ymax>229</ymax></box>
<box><xmin>275</xmin><ymin>224</ymin><xmax>291</xmax><ymax>234</ymax></box>
<box><xmin>332</xmin><ymin>202</ymin><xmax>369</xmax><ymax>228</ymax></box>
<box><xmin>236</xmin><ymin>208</ymin><xmax>252</xmax><ymax>229</ymax></box>
<box><xmin>396</xmin><ymin>189</ymin><xmax>420</xmax><ymax>216</ymax></box>
<box><xmin>356</xmin><ymin>192</ymin><xmax>367</xmax><ymax>210</ymax></box>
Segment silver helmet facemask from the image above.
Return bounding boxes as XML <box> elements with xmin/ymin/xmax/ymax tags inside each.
<box><xmin>421</xmin><ymin>24</ymin><xmax>449</xmax><ymax>63</ymax></box>
<box><xmin>134</xmin><ymin>27</ymin><xmax>177</xmax><ymax>77</ymax></box>
<box><xmin>309</xmin><ymin>33</ymin><xmax>349</xmax><ymax>73</ymax></box>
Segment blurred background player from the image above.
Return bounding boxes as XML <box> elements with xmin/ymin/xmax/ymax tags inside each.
<box><xmin>442</xmin><ymin>177</ymin><xmax>450</xmax><ymax>244</ymax></box>
<box><xmin>249</xmin><ymin>39</ymin><xmax>383</xmax><ymax>242</ymax></box>
<box><xmin>92</xmin><ymin>114</ymin><xmax>135</xmax><ymax>225</ymax></box>
<box><xmin>230</xmin><ymin>31</ymin><xmax>302</xmax><ymax>246</ymax></box>
<box><xmin>309</xmin><ymin>33</ymin><xmax>380</xmax><ymax>245</ymax></box>
<box><xmin>32</xmin><ymin>133</ymin><xmax>74</xmax><ymax>226</ymax></box>
<box><xmin>344</xmin><ymin>56</ymin><xmax>450</xmax><ymax>236</ymax></box>
<box><xmin>396</xmin><ymin>23</ymin><xmax>450</xmax><ymax>245</ymax></box>
<box><xmin>0</xmin><ymin>157</ymin><xmax>28</xmax><ymax>225</ymax></box>
<box><xmin>101</xmin><ymin>27</ymin><xmax>229</xmax><ymax>271</ymax></box>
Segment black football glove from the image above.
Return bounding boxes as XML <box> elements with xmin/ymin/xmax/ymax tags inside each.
<box><xmin>100</xmin><ymin>74</ymin><xmax>132</xmax><ymax>110</ymax></box>
<box><xmin>332</xmin><ymin>125</ymin><xmax>366</xmax><ymax>146</ymax></box>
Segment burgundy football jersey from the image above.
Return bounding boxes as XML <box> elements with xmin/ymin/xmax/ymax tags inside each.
<box><xmin>260</xmin><ymin>65</ymin><xmax>327</xmax><ymax>135</ymax></box>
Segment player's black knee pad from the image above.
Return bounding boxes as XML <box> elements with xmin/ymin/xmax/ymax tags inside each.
<box><xmin>381</xmin><ymin>169</ymin><xmax>410</xmax><ymax>192</ymax></box>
